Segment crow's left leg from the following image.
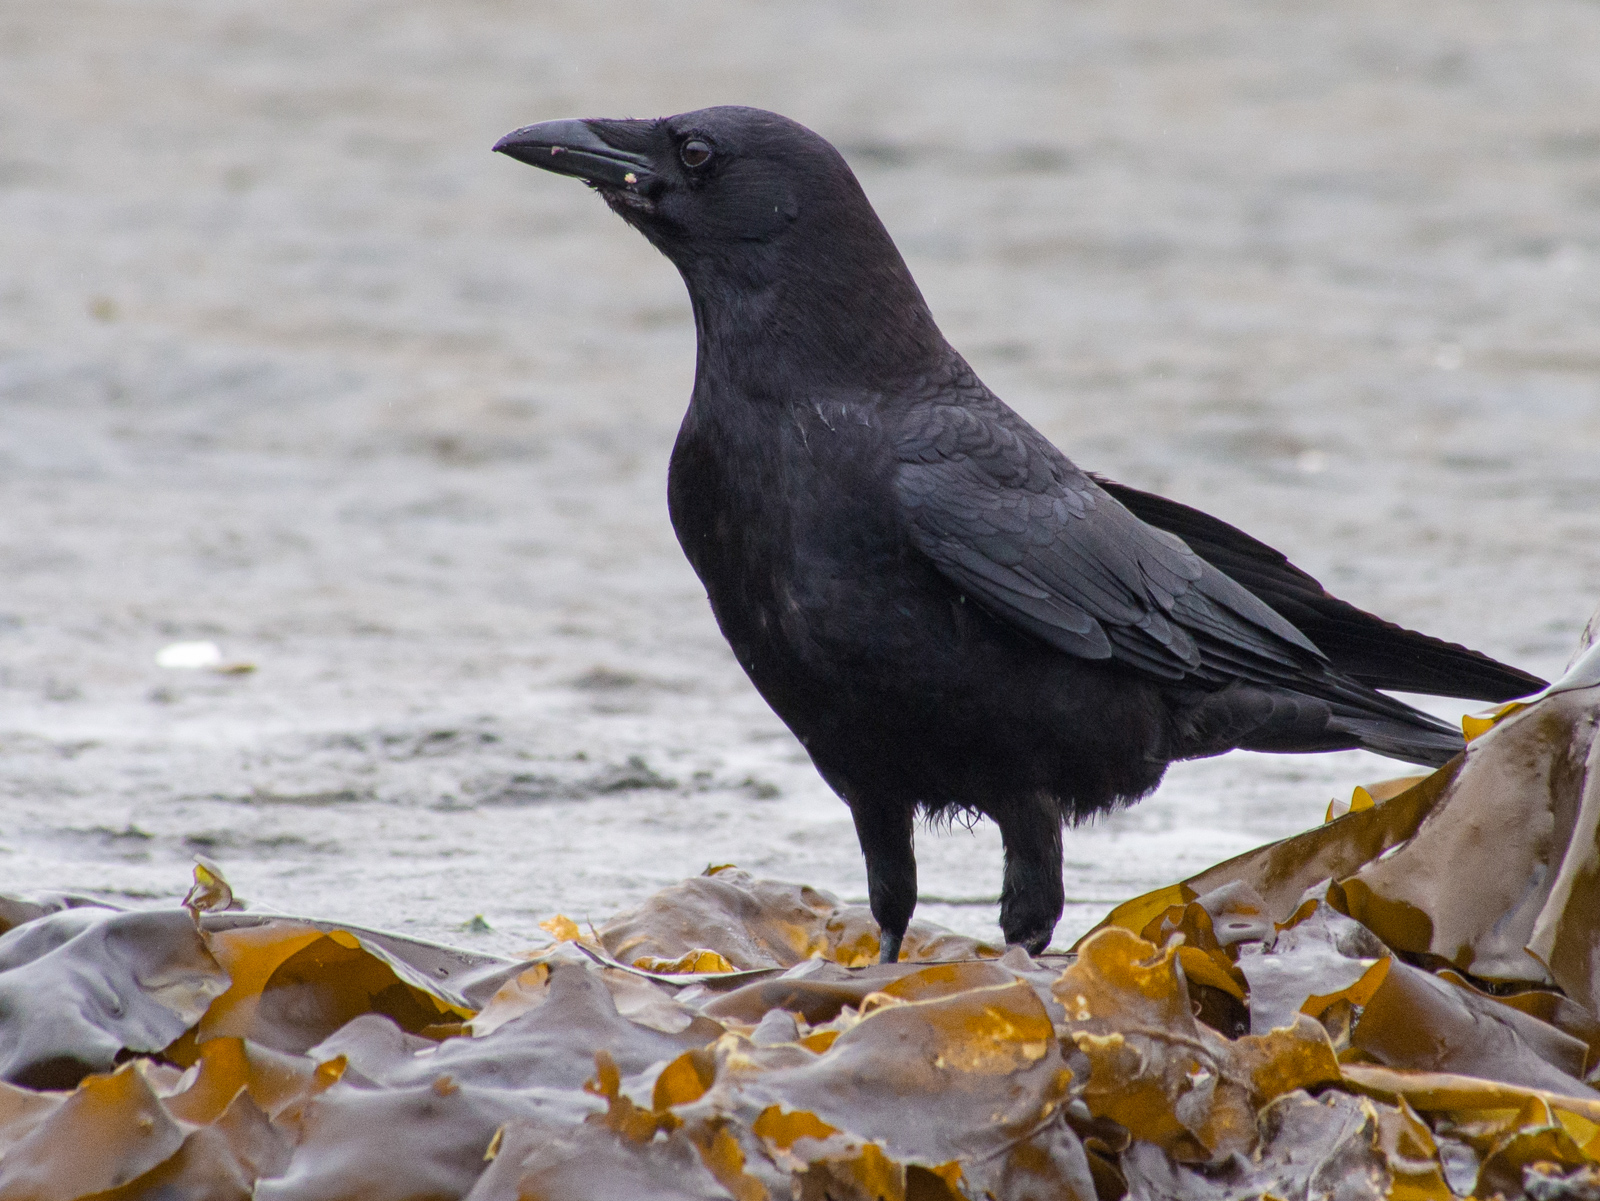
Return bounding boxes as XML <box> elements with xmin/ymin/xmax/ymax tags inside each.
<box><xmin>849</xmin><ymin>798</ymin><xmax>918</xmax><ymax>964</ymax></box>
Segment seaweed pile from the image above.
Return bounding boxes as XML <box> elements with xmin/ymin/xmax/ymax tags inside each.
<box><xmin>0</xmin><ymin>642</ymin><xmax>1597</xmax><ymax>1200</ymax></box>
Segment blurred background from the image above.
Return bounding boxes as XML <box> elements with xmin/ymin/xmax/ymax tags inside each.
<box><xmin>1</xmin><ymin>0</ymin><xmax>1597</xmax><ymax>955</ymax></box>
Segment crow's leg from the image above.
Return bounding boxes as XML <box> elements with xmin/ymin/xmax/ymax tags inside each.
<box><xmin>996</xmin><ymin>798</ymin><xmax>1065</xmax><ymax>954</ymax></box>
<box><xmin>849</xmin><ymin>801</ymin><xmax>917</xmax><ymax>964</ymax></box>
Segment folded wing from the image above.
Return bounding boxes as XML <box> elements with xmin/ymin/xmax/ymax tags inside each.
<box><xmin>894</xmin><ymin>400</ymin><xmax>1330</xmax><ymax>690</ymax></box>
<box><xmin>1090</xmin><ymin>476</ymin><xmax>1546</xmax><ymax>702</ymax></box>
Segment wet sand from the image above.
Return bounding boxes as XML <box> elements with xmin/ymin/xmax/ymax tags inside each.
<box><xmin>1</xmin><ymin>0</ymin><xmax>1597</xmax><ymax>954</ymax></box>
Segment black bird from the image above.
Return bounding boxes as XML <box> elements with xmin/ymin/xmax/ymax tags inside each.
<box><xmin>494</xmin><ymin>107</ymin><xmax>1545</xmax><ymax>961</ymax></box>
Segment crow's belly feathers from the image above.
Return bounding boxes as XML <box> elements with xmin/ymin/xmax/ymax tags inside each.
<box><xmin>755</xmin><ymin>573</ymin><xmax>1169</xmax><ymax>820</ymax></box>
<box><xmin>671</xmin><ymin>462</ymin><xmax>1172</xmax><ymax>820</ymax></box>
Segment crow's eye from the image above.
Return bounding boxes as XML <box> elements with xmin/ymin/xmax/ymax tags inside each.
<box><xmin>680</xmin><ymin>139</ymin><xmax>713</xmax><ymax>169</ymax></box>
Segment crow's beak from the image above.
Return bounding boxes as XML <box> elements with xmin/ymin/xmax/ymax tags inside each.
<box><xmin>493</xmin><ymin>119</ymin><xmax>655</xmax><ymax>189</ymax></box>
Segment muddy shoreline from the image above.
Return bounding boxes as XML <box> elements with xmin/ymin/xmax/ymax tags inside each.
<box><xmin>1</xmin><ymin>0</ymin><xmax>1596</xmax><ymax>953</ymax></box>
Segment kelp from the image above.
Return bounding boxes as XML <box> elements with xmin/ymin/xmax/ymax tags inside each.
<box><xmin>0</xmin><ymin>645</ymin><xmax>1598</xmax><ymax>1197</ymax></box>
<box><xmin>585</xmin><ymin>870</ymin><xmax>1003</xmax><ymax>970</ymax></box>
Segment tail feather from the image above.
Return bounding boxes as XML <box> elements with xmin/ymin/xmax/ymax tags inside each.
<box><xmin>1095</xmin><ymin>476</ymin><xmax>1547</xmax><ymax>703</ymax></box>
<box><xmin>1322</xmin><ymin>710</ymin><xmax>1464</xmax><ymax>767</ymax></box>
<box><xmin>1177</xmin><ymin>680</ymin><xmax>1465</xmax><ymax>768</ymax></box>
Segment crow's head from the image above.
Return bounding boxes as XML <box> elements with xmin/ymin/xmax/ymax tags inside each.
<box><xmin>494</xmin><ymin>106</ymin><xmax>853</xmax><ymax>257</ymax></box>
<box><xmin>495</xmin><ymin>105</ymin><xmax>943</xmax><ymax>381</ymax></box>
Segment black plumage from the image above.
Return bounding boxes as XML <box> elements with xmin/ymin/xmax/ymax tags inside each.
<box><xmin>494</xmin><ymin>107</ymin><xmax>1545</xmax><ymax>960</ymax></box>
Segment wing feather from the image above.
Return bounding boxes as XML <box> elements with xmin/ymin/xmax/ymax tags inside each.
<box><xmin>1091</xmin><ymin>475</ymin><xmax>1547</xmax><ymax>702</ymax></box>
<box><xmin>894</xmin><ymin>400</ymin><xmax>1325</xmax><ymax>686</ymax></box>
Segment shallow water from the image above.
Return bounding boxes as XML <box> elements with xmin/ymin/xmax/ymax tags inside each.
<box><xmin>1</xmin><ymin>0</ymin><xmax>1597</xmax><ymax>956</ymax></box>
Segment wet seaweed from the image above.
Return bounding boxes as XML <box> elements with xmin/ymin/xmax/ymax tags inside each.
<box><xmin>0</xmin><ymin>648</ymin><xmax>1597</xmax><ymax>1198</ymax></box>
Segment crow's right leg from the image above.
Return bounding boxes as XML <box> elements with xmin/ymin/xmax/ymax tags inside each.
<box><xmin>849</xmin><ymin>800</ymin><xmax>917</xmax><ymax>964</ymax></box>
<box><xmin>995</xmin><ymin>796</ymin><xmax>1065</xmax><ymax>954</ymax></box>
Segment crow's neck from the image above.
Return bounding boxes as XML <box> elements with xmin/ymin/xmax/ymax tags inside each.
<box><xmin>680</xmin><ymin>242</ymin><xmax>950</xmax><ymax>402</ymax></box>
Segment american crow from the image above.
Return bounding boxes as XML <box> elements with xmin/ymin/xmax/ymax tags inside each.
<box><xmin>494</xmin><ymin>107</ymin><xmax>1545</xmax><ymax>961</ymax></box>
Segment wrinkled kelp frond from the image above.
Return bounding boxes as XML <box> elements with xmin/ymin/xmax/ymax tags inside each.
<box><xmin>0</xmin><ymin>644</ymin><xmax>1597</xmax><ymax>1199</ymax></box>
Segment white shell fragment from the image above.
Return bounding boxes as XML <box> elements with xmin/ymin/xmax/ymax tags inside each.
<box><xmin>154</xmin><ymin>641</ymin><xmax>222</xmax><ymax>669</ymax></box>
